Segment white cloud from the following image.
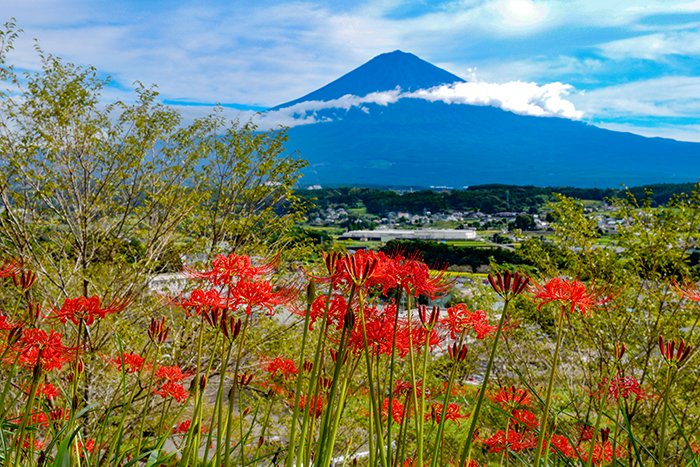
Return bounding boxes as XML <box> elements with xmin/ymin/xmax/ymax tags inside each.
<box><xmin>250</xmin><ymin>78</ymin><xmax>583</xmax><ymax>129</ymax></box>
<box><xmin>408</xmin><ymin>81</ymin><xmax>583</xmax><ymax>119</ymax></box>
<box><xmin>572</xmin><ymin>76</ymin><xmax>700</xmax><ymax>118</ymax></box>
<box><xmin>599</xmin><ymin>30</ymin><xmax>700</xmax><ymax>60</ymax></box>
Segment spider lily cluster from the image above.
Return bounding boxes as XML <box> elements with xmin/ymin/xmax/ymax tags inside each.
<box><xmin>0</xmin><ymin>253</ymin><xmax>698</xmax><ymax>466</ymax></box>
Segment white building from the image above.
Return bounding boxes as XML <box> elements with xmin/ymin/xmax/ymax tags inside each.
<box><xmin>339</xmin><ymin>228</ymin><xmax>478</xmax><ymax>242</ymax></box>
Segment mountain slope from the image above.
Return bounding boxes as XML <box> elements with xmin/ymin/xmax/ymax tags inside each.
<box><xmin>284</xmin><ymin>100</ymin><xmax>699</xmax><ymax>187</ymax></box>
<box><xmin>272</xmin><ymin>50</ymin><xmax>464</xmax><ymax>110</ymax></box>
<box><xmin>270</xmin><ymin>51</ymin><xmax>700</xmax><ymax>187</ymax></box>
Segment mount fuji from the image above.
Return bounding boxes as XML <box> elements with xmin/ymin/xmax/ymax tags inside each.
<box><xmin>271</xmin><ymin>50</ymin><xmax>699</xmax><ymax>188</ymax></box>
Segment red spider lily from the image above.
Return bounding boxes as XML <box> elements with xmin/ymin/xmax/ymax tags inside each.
<box><xmin>190</xmin><ymin>253</ymin><xmax>278</xmax><ymax>286</ymax></box>
<box><xmin>482</xmin><ymin>429</ymin><xmax>537</xmax><ymax>453</ymax></box>
<box><xmin>392</xmin><ymin>379</ymin><xmax>414</xmax><ymax>396</ymax></box>
<box><xmin>11</xmin><ymin>269</ymin><xmax>37</xmax><ymax>291</ymax></box>
<box><xmin>328</xmin><ymin>348</ymin><xmax>348</xmax><ymax>365</ymax></box>
<box><xmin>347</xmin><ymin>306</ymin><xmax>397</xmax><ymax>356</ymax></box>
<box><xmin>21</xmin><ymin>438</ymin><xmax>47</xmax><ymax>450</ymax></box>
<box><xmin>0</xmin><ymin>313</ymin><xmax>18</xmax><ymax>331</ymax></box>
<box><xmin>298</xmin><ymin>294</ymin><xmax>348</xmax><ymax>330</ymax></box>
<box><xmin>511</xmin><ymin>409</ymin><xmax>539</xmax><ymax>429</ymax></box>
<box><xmin>595</xmin><ymin>373</ymin><xmax>647</xmax><ymax>400</ymax></box>
<box><xmin>263</xmin><ymin>356</ymin><xmax>298</xmax><ymax>379</ymax></box>
<box><xmin>0</xmin><ymin>258</ymin><xmax>22</xmax><ymax>278</ymax></box>
<box><xmin>381</xmin><ymin>397</ymin><xmax>406</xmax><ymax>424</ymax></box>
<box><xmin>111</xmin><ymin>352</ymin><xmax>146</xmax><ymax>374</ymax></box>
<box><xmin>549</xmin><ymin>434</ymin><xmax>576</xmax><ymax>458</ymax></box>
<box><xmin>76</xmin><ymin>439</ymin><xmax>96</xmax><ymax>458</ymax></box>
<box><xmin>50</xmin><ymin>295</ymin><xmax>130</xmax><ymax>326</ymax></box>
<box><xmin>488</xmin><ymin>271</ymin><xmax>530</xmax><ymax>300</ymax></box>
<box><xmin>9</xmin><ymin>328</ymin><xmax>70</xmax><ymax>371</ymax></box>
<box><xmin>174</xmin><ymin>288</ymin><xmax>227</xmax><ymax>318</ymax></box>
<box><xmin>427</xmin><ymin>402</ymin><xmax>467</xmax><ymax>425</ymax></box>
<box><xmin>447</xmin><ymin>343</ymin><xmax>469</xmax><ymax>362</ymax></box>
<box><xmin>298</xmin><ymin>394</ymin><xmax>324</xmax><ymax>419</ymax></box>
<box><xmin>672</xmin><ymin>279</ymin><xmax>700</xmax><ymax>302</ymax></box>
<box><xmin>374</xmin><ymin>252</ymin><xmax>451</xmax><ymax>298</ymax></box>
<box><xmin>533</xmin><ymin>278</ymin><xmax>603</xmax><ymax>316</ymax></box>
<box><xmin>30</xmin><ymin>412</ymin><xmax>50</xmax><ymax>427</ymax></box>
<box><xmin>490</xmin><ymin>385</ymin><xmax>532</xmax><ymax>409</ymax></box>
<box><xmin>658</xmin><ymin>335</ymin><xmax>693</xmax><ymax>365</ymax></box>
<box><xmin>231</xmin><ymin>278</ymin><xmax>296</xmax><ymax>315</ymax></box>
<box><xmin>615</xmin><ymin>341</ymin><xmax>626</xmax><ymax>360</ymax></box>
<box><xmin>441</xmin><ymin>304</ymin><xmax>497</xmax><ymax>340</ymax></box>
<box><xmin>418</xmin><ymin>305</ymin><xmax>440</xmax><ymax>330</ymax></box>
<box><xmin>341</xmin><ymin>250</ymin><xmax>379</xmax><ymax>286</ymax></box>
<box><xmin>578</xmin><ymin>439</ymin><xmax>620</xmax><ymax>466</ymax></box>
<box><xmin>148</xmin><ymin>317</ymin><xmax>169</xmax><ymax>345</ymax></box>
<box><xmin>31</xmin><ymin>383</ymin><xmax>60</xmax><ymax>401</ymax></box>
<box><xmin>690</xmin><ymin>441</ymin><xmax>700</xmax><ymax>455</ymax></box>
<box><xmin>155</xmin><ymin>364</ymin><xmax>189</xmax><ymax>382</ymax></box>
<box><xmin>172</xmin><ymin>419</ymin><xmax>207</xmax><ymax>435</ymax></box>
<box><xmin>237</xmin><ymin>372</ymin><xmax>254</xmax><ymax>387</ymax></box>
<box><xmin>305</xmin><ymin>251</ymin><xmax>345</xmax><ymax>286</ymax></box>
<box><xmin>221</xmin><ymin>316</ymin><xmax>242</xmax><ymax>341</ymax></box>
<box><xmin>154</xmin><ymin>381</ymin><xmax>189</xmax><ymax>402</ymax></box>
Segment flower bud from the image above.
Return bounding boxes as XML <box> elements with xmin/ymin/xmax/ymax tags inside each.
<box><xmin>306</xmin><ymin>281</ymin><xmax>316</xmax><ymax>307</ymax></box>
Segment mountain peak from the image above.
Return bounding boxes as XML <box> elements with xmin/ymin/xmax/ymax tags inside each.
<box><xmin>273</xmin><ymin>51</ymin><xmax>464</xmax><ymax>109</ymax></box>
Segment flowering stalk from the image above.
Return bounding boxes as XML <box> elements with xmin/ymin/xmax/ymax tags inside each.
<box><xmin>315</xmin><ymin>287</ymin><xmax>355</xmax><ymax>467</ymax></box>
<box><xmin>11</xmin><ymin>361</ymin><xmax>42</xmax><ymax>467</ymax></box>
<box><xmin>135</xmin><ymin>344</ymin><xmax>163</xmax><ymax>460</ymax></box>
<box><xmin>417</xmin><ymin>306</ymin><xmax>439</xmax><ymax>465</ymax></box>
<box><xmin>357</xmin><ymin>289</ymin><xmax>389</xmax><ymax>467</ymax></box>
<box><xmin>385</xmin><ymin>288</ymin><xmax>402</xmax><ymax>466</ymax></box>
<box><xmin>533</xmin><ymin>304</ymin><xmax>567</xmax><ymax>466</ymax></box>
<box><xmin>223</xmin><ymin>312</ymin><xmax>251</xmax><ymax>467</ymax></box>
<box><xmin>585</xmin><ymin>343</ymin><xmax>626</xmax><ymax>467</ymax></box>
<box><xmin>657</xmin><ymin>336</ymin><xmax>693</xmax><ymax>465</ymax></box>
<box><xmin>285</xmin><ymin>281</ymin><xmax>315</xmax><ymax>466</ymax></box>
<box><xmin>430</xmin><ymin>341</ymin><xmax>467</xmax><ymax>467</ymax></box>
<box><xmin>209</xmin><ymin>340</ymin><xmax>232</xmax><ymax>465</ymax></box>
<box><xmin>322</xmin><ymin>356</ymin><xmax>360</xmax><ymax>467</ymax></box>
<box><xmin>459</xmin><ymin>299</ymin><xmax>510</xmax><ymax>466</ymax></box>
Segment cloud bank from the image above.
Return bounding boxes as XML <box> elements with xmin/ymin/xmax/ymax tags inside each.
<box><xmin>255</xmin><ymin>80</ymin><xmax>583</xmax><ymax>129</ymax></box>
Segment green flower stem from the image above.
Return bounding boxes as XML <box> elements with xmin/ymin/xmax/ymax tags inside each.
<box><xmin>430</xmin><ymin>333</ymin><xmax>463</xmax><ymax>467</ymax></box>
<box><xmin>322</xmin><ymin>356</ymin><xmax>360</xmax><ymax>467</ymax></box>
<box><xmin>102</xmin><ymin>345</ymin><xmax>154</xmax><ymax>465</ymax></box>
<box><xmin>417</xmin><ymin>324</ymin><xmax>432</xmax><ymax>465</ymax></box>
<box><xmin>67</xmin><ymin>318</ymin><xmax>85</xmax><ymax>438</ymax></box>
<box><xmin>191</xmin><ymin>331</ymin><xmax>222</xmax><ymax>463</ymax></box>
<box><xmin>658</xmin><ymin>363</ymin><xmax>674</xmax><ymax>466</ymax></box>
<box><xmin>285</xmin><ymin>284</ymin><xmax>315</xmax><ymax>467</ymax></box>
<box><xmin>585</xmin><ymin>364</ymin><xmax>616</xmax><ymax>467</ymax></box>
<box><xmin>11</xmin><ymin>362</ymin><xmax>42</xmax><ymax>467</ymax></box>
<box><xmin>386</xmin><ymin>288</ymin><xmax>402</xmax><ymax>466</ymax></box>
<box><xmin>405</xmin><ymin>296</ymin><xmax>423</xmax><ymax>464</ymax></box>
<box><xmin>460</xmin><ymin>299</ymin><xmax>511</xmax><ymax>467</ymax></box>
<box><xmin>212</xmin><ymin>341</ymin><xmax>234</xmax><ymax>467</ymax></box>
<box><xmin>135</xmin><ymin>345</ymin><xmax>162</xmax><ymax>460</ymax></box>
<box><xmin>223</xmin><ymin>312</ymin><xmax>251</xmax><ymax>467</ymax></box>
<box><xmin>534</xmin><ymin>305</ymin><xmax>567</xmax><ymax>466</ymax></box>
<box><xmin>181</xmin><ymin>314</ymin><xmax>207</xmax><ymax>465</ymax></box>
<box><xmin>357</xmin><ymin>290</ymin><xmax>388</xmax><ymax>467</ymax></box>
<box><xmin>314</xmin><ymin>284</ymin><xmax>355</xmax><ymax>467</ymax></box>
<box><xmin>252</xmin><ymin>392</ymin><xmax>275</xmax><ymax>463</ymax></box>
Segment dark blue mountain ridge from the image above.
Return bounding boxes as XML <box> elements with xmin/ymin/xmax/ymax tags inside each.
<box><xmin>271</xmin><ymin>50</ymin><xmax>464</xmax><ymax>110</ymax></box>
<box><xmin>270</xmin><ymin>51</ymin><xmax>700</xmax><ymax>188</ymax></box>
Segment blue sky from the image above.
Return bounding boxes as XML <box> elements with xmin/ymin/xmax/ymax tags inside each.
<box><xmin>4</xmin><ymin>0</ymin><xmax>700</xmax><ymax>141</ymax></box>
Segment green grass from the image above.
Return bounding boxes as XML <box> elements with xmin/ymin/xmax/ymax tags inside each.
<box><xmin>346</xmin><ymin>207</ymin><xmax>368</xmax><ymax>216</ymax></box>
